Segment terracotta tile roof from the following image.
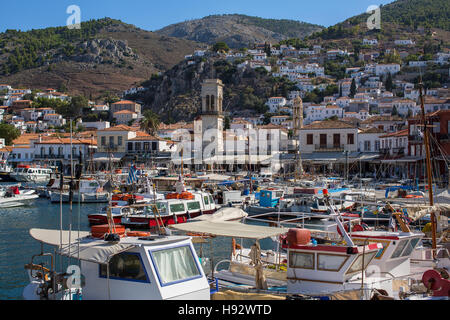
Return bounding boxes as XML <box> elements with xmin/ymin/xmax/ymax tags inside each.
<box><xmin>231</xmin><ymin>119</ymin><xmax>252</xmax><ymax>124</ymax></box>
<box><xmin>0</xmin><ymin>146</ymin><xmax>13</xmax><ymax>152</ymax></box>
<box><xmin>99</xmin><ymin>124</ymin><xmax>136</xmax><ymax>132</ymax></box>
<box><xmin>12</xmin><ymin>134</ymin><xmax>40</xmax><ymax>145</ymax></box>
<box><xmin>424</xmin><ymin>97</ymin><xmax>448</xmax><ymax>104</ymax></box>
<box><xmin>112</xmin><ymin>100</ymin><xmax>138</xmax><ymax>105</ymax></box>
<box><xmin>362</xmin><ymin>115</ymin><xmax>403</xmax><ymax>123</ymax></box>
<box><xmin>359</xmin><ymin>127</ymin><xmax>385</xmax><ymax>134</ymax></box>
<box><xmin>114</xmin><ymin>110</ymin><xmax>137</xmax><ymax>115</ymax></box>
<box><xmin>301</xmin><ymin>120</ymin><xmax>356</xmax><ymax>130</ymax></box>
<box><xmin>379</xmin><ymin>129</ymin><xmax>408</xmax><ymax>138</ymax></box>
<box><xmin>128</xmin><ymin>134</ymin><xmax>163</xmax><ymax>141</ymax></box>
<box><xmin>35</xmin><ymin>137</ymin><xmax>97</xmax><ymax>145</ymax></box>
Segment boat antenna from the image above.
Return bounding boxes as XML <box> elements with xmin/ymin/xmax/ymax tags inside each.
<box><xmin>418</xmin><ymin>77</ymin><xmax>438</xmax><ymax>256</ymax></box>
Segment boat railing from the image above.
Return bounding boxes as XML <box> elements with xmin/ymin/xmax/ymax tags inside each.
<box><xmin>234</xmin><ymin>253</ymin><xmax>286</xmax><ymax>268</ymax></box>
<box><xmin>246</xmin><ymin>211</ymin><xmax>361</xmax><ymax>232</ymax></box>
<box><xmin>213</xmin><ymin>259</ymin><xmax>231</xmax><ymax>278</ymax></box>
<box><xmin>411</xmin><ymin>247</ymin><xmax>450</xmax><ymax>263</ymax></box>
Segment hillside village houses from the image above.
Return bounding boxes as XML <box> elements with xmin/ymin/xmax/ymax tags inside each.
<box><xmin>1</xmin><ymin>36</ymin><xmax>449</xmax><ymax>181</ymax></box>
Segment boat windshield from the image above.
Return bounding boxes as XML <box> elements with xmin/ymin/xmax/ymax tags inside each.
<box><xmin>187</xmin><ymin>201</ymin><xmax>201</xmax><ymax>211</ymax></box>
<box><xmin>149</xmin><ymin>245</ymin><xmax>201</xmax><ymax>286</ymax></box>
<box><xmin>156</xmin><ymin>202</ymin><xmax>168</xmax><ymax>215</ymax></box>
<box><xmin>275</xmin><ymin>191</ymin><xmax>284</xmax><ymax>198</ymax></box>
<box><xmin>170</xmin><ymin>203</ymin><xmax>186</xmax><ymax>213</ymax></box>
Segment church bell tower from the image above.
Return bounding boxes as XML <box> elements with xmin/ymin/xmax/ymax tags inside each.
<box><xmin>201</xmin><ymin>79</ymin><xmax>224</xmax><ymax>156</ymax></box>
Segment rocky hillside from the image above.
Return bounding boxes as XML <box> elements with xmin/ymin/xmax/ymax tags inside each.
<box><xmin>308</xmin><ymin>0</ymin><xmax>450</xmax><ymax>45</ymax></box>
<box><xmin>155</xmin><ymin>14</ymin><xmax>323</xmax><ymax>49</ymax></box>
<box><xmin>132</xmin><ymin>55</ymin><xmax>299</xmax><ymax>123</ymax></box>
<box><xmin>0</xmin><ymin>18</ymin><xmax>205</xmax><ymax>97</ymax></box>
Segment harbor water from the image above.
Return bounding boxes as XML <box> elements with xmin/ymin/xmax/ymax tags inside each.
<box><xmin>0</xmin><ymin>183</ymin><xmax>275</xmax><ymax>300</ymax></box>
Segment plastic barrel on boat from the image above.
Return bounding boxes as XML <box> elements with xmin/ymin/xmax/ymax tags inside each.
<box><xmin>287</xmin><ymin>229</ymin><xmax>311</xmax><ymax>246</ymax></box>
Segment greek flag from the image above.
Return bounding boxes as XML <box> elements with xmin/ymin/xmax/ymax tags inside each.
<box><xmin>127</xmin><ymin>165</ymin><xmax>138</xmax><ymax>184</ymax></box>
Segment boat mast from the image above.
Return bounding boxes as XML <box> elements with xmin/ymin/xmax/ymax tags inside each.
<box><xmin>418</xmin><ymin>80</ymin><xmax>437</xmax><ymax>254</ymax></box>
<box><xmin>293</xmin><ymin>97</ymin><xmax>304</xmax><ymax>181</ymax></box>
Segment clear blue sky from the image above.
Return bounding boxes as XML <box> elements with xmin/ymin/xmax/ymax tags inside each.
<box><xmin>1</xmin><ymin>0</ymin><xmax>395</xmax><ymax>32</ymax></box>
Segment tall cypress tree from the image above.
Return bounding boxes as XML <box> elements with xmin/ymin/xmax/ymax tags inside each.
<box><xmin>350</xmin><ymin>78</ymin><xmax>357</xmax><ymax>98</ymax></box>
<box><xmin>385</xmin><ymin>72</ymin><xmax>393</xmax><ymax>92</ymax></box>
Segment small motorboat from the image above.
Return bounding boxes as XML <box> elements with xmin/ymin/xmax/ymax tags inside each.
<box><xmin>0</xmin><ymin>186</ymin><xmax>39</xmax><ymax>208</ymax></box>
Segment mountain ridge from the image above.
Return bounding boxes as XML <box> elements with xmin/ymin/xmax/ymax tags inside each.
<box><xmin>155</xmin><ymin>14</ymin><xmax>324</xmax><ymax>48</ymax></box>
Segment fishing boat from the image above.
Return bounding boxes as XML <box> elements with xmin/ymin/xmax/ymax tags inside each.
<box><xmin>120</xmin><ymin>199</ymin><xmax>202</xmax><ymax>229</ymax></box>
<box><xmin>0</xmin><ymin>185</ymin><xmax>39</xmax><ymax>208</ymax></box>
<box><xmin>245</xmin><ymin>188</ymin><xmax>287</xmax><ymax>215</ymax></box>
<box><xmin>49</xmin><ymin>179</ymin><xmax>110</xmax><ymax>203</ymax></box>
<box><xmin>22</xmin><ymin>226</ymin><xmax>211</xmax><ymax>300</ymax></box>
<box><xmin>87</xmin><ymin>205</ymin><xmax>135</xmax><ymax>225</ymax></box>
<box><xmin>10</xmin><ymin>165</ymin><xmax>53</xmax><ymax>183</ymax></box>
<box><xmin>173</xmin><ymin>189</ymin><xmax>449</xmax><ymax>300</ymax></box>
<box><xmin>0</xmin><ymin>159</ymin><xmax>14</xmax><ymax>182</ymax></box>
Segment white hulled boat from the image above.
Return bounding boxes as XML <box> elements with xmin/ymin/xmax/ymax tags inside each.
<box><xmin>0</xmin><ymin>185</ymin><xmax>39</xmax><ymax>208</ymax></box>
<box><xmin>10</xmin><ymin>165</ymin><xmax>53</xmax><ymax>183</ymax></box>
<box><xmin>49</xmin><ymin>179</ymin><xmax>110</xmax><ymax>203</ymax></box>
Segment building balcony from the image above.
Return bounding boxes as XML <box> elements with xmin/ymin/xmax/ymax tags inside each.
<box><xmin>314</xmin><ymin>144</ymin><xmax>345</xmax><ymax>152</ymax></box>
<box><xmin>409</xmin><ymin>135</ymin><xmax>423</xmax><ymax>144</ymax></box>
<box><xmin>35</xmin><ymin>154</ymin><xmax>65</xmax><ymax>160</ymax></box>
<box><xmin>393</xmin><ymin>147</ymin><xmax>405</xmax><ymax>156</ymax></box>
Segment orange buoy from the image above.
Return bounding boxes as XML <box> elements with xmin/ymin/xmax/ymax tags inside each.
<box><xmin>127</xmin><ymin>231</ymin><xmax>151</xmax><ymax>237</ymax></box>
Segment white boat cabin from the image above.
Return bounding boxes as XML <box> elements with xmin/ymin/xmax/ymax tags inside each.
<box><xmin>286</xmin><ymin>238</ymin><xmax>382</xmax><ymax>296</ymax></box>
<box><xmin>192</xmin><ymin>191</ymin><xmax>216</xmax><ymax>214</ymax></box>
<box><xmin>350</xmin><ymin>231</ymin><xmax>424</xmax><ymax>278</ymax></box>
<box><xmin>11</xmin><ymin>165</ymin><xmax>53</xmax><ymax>182</ymax></box>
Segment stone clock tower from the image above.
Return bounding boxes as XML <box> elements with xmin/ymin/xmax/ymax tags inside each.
<box><xmin>201</xmin><ymin>79</ymin><xmax>224</xmax><ymax>156</ymax></box>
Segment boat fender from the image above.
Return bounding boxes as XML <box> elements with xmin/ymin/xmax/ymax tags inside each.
<box><xmin>422</xmin><ymin>269</ymin><xmax>450</xmax><ymax>297</ymax></box>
